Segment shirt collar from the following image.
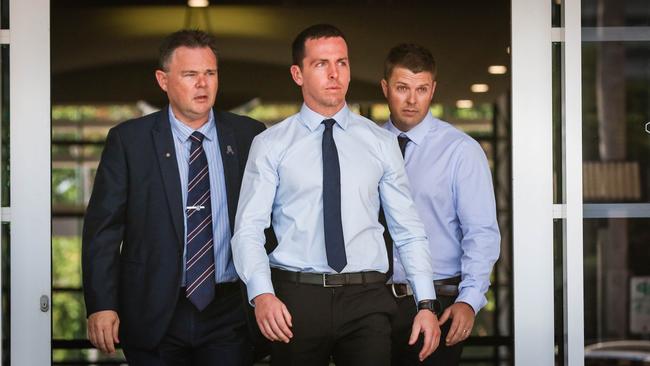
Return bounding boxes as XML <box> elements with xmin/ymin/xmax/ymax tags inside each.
<box><xmin>386</xmin><ymin>111</ymin><xmax>437</xmax><ymax>146</ymax></box>
<box><xmin>298</xmin><ymin>103</ymin><xmax>350</xmax><ymax>132</ymax></box>
<box><xmin>168</xmin><ymin>106</ymin><xmax>216</xmax><ymax>143</ymax></box>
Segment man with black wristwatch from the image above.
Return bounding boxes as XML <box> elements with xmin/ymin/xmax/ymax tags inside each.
<box><xmin>381</xmin><ymin>43</ymin><xmax>501</xmax><ymax>366</ymax></box>
<box><xmin>232</xmin><ymin>25</ymin><xmax>440</xmax><ymax>366</ymax></box>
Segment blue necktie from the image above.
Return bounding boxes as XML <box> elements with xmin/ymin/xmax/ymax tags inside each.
<box><xmin>398</xmin><ymin>134</ymin><xmax>410</xmax><ymax>157</ymax></box>
<box><xmin>185</xmin><ymin>131</ymin><xmax>215</xmax><ymax>311</ymax></box>
<box><xmin>322</xmin><ymin>119</ymin><xmax>347</xmax><ymax>272</ymax></box>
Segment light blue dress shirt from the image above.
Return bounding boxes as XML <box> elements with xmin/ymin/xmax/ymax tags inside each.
<box><xmin>384</xmin><ymin>112</ymin><xmax>501</xmax><ymax>313</ymax></box>
<box><xmin>232</xmin><ymin>104</ymin><xmax>435</xmax><ymax>303</ymax></box>
<box><xmin>168</xmin><ymin>107</ymin><xmax>238</xmax><ymax>284</ymax></box>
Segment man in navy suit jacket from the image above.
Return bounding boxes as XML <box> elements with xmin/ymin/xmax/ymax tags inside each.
<box><xmin>82</xmin><ymin>29</ymin><xmax>265</xmax><ymax>365</ymax></box>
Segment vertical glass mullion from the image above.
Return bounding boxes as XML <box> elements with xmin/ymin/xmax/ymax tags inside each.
<box><xmin>0</xmin><ymin>41</ymin><xmax>7</xmax><ymax>366</ymax></box>
<box><xmin>561</xmin><ymin>0</ymin><xmax>585</xmax><ymax>364</ymax></box>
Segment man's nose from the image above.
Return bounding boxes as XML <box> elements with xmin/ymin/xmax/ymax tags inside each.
<box><xmin>196</xmin><ymin>74</ymin><xmax>207</xmax><ymax>87</ymax></box>
<box><xmin>328</xmin><ymin>64</ymin><xmax>338</xmax><ymax>79</ymax></box>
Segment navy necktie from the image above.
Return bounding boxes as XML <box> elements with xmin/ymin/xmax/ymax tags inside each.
<box><xmin>185</xmin><ymin>131</ymin><xmax>215</xmax><ymax>311</ymax></box>
<box><xmin>322</xmin><ymin>119</ymin><xmax>347</xmax><ymax>272</ymax></box>
<box><xmin>398</xmin><ymin>134</ymin><xmax>410</xmax><ymax>157</ymax></box>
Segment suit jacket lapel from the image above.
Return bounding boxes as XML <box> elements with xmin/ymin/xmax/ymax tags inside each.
<box><xmin>152</xmin><ymin>110</ymin><xmax>185</xmax><ymax>249</ymax></box>
<box><xmin>214</xmin><ymin>110</ymin><xmax>240</xmax><ymax>234</ymax></box>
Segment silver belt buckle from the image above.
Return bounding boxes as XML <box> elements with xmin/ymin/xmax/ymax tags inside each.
<box><xmin>322</xmin><ymin>273</ymin><xmax>343</xmax><ymax>288</ymax></box>
<box><xmin>391</xmin><ymin>283</ymin><xmax>409</xmax><ymax>298</ymax></box>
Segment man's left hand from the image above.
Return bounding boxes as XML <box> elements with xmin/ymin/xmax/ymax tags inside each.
<box><xmin>408</xmin><ymin>309</ymin><xmax>441</xmax><ymax>361</ymax></box>
<box><xmin>438</xmin><ymin>302</ymin><xmax>475</xmax><ymax>346</ymax></box>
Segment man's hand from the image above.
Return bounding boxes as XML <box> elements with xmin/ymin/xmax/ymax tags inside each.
<box><xmin>253</xmin><ymin>293</ymin><xmax>293</xmax><ymax>343</ymax></box>
<box><xmin>438</xmin><ymin>302</ymin><xmax>475</xmax><ymax>346</ymax></box>
<box><xmin>408</xmin><ymin>309</ymin><xmax>441</xmax><ymax>361</ymax></box>
<box><xmin>87</xmin><ymin>310</ymin><xmax>120</xmax><ymax>354</ymax></box>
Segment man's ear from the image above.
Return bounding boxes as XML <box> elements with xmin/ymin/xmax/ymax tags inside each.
<box><xmin>380</xmin><ymin>79</ymin><xmax>389</xmax><ymax>99</ymax></box>
<box><xmin>290</xmin><ymin>64</ymin><xmax>303</xmax><ymax>86</ymax></box>
<box><xmin>155</xmin><ymin>70</ymin><xmax>168</xmax><ymax>92</ymax></box>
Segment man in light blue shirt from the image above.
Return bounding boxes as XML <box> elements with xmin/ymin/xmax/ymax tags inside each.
<box><xmin>381</xmin><ymin>43</ymin><xmax>501</xmax><ymax>366</ymax></box>
<box><xmin>232</xmin><ymin>25</ymin><xmax>440</xmax><ymax>366</ymax></box>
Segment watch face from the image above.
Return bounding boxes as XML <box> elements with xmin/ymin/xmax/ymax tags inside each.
<box><xmin>432</xmin><ymin>299</ymin><xmax>442</xmax><ymax>314</ymax></box>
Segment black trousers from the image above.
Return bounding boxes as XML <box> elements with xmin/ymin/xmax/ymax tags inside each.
<box><xmin>391</xmin><ymin>294</ymin><xmax>464</xmax><ymax>366</ymax></box>
<box><xmin>270</xmin><ymin>279</ymin><xmax>397</xmax><ymax>366</ymax></box>
<box><xmin>123</xmin><ymin>283</ymin><xmax>253</xmax><ymax>366</ymax></box>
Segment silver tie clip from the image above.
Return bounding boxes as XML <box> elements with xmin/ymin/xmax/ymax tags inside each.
<box><xmin>186</xmin><ymin>205</ymin><xmax>205</xmax><ymax>211</ymax></box>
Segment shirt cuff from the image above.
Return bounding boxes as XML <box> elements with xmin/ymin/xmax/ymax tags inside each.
<box><xmin>410</xmin><ymin>276</ymin><xmax>436</xmax><ymax>303</ymax></box>
<box><xmin>455</xmin><ymin>287</ymin><xmax>486</xmax><ymax>314</ymax></box>
<box><xmin>246</xmin><ymin>275</ymin><xmax>275</xmax><ymax>306</ymax></box>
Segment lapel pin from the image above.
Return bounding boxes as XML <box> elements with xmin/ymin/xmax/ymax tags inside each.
<box><xmin>226</xmin><ymin>145</ymin><xmax>234</xmax><ymax>155</ymax></box>
<box><xmin>165</xmin><ymin>152</ymin><xmax>171</xmax><ymax>158</ymax></box>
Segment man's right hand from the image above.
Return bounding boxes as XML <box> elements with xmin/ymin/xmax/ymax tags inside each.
<box><xmin>253</xmin><ymin>293</ymin><xmax>293</xmax><ymax>343</ymax></box>
<box><xmin>87</xmin><ymin>310</ymin><xmax>120</xmax><ymax>354</ymax></box>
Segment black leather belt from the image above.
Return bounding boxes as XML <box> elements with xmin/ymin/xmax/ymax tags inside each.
<box><xmin>389</xmin><ymin>276</ymin><xmax>461</xmax><ymax>298</ymax></box>
<box><xmin>271</xmin><ymin>268</ymin><xmax>387</xmax><ymax>287</ymax></box>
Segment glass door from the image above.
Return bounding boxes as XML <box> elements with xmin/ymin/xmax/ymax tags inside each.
<box><xmin>580</xmin><ymin>1</ymin><xmax>650</xmax><ymax>365</ymax></box>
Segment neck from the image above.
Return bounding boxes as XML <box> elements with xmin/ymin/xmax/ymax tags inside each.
<box><xmin>391</xmin><ymin>120</ymin><xmax>413</xmax><ymax>133</ymax></box>
<box><xmin>305</xmin><ymin>101</ymin><xmax>345</xmax><ymax>118</ymax></box>
<box><xmin>170</xmin><ymin>107</ymin><xmax>210</xmax><ymax>130</ymax></box>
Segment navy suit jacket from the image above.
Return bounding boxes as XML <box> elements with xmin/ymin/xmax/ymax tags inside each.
<box><xmin>82</xmin><ymin>107</ymin><xmax>265</xmax><ymax>349</ymax></box>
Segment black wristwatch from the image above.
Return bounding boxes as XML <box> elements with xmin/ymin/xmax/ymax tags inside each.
<box><xmin>417</xmin><ymin>299</ymin><xmax>442</xmax><ymax>316</ymax></box>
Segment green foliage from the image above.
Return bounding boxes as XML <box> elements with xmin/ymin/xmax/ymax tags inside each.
<box><xmin>53</xmin><ymin>236</ymin><xmax>81</xmax><ymax>288</ymax></box>
<box><xmin>52</xmin><ymin>168</ymin><xmax>81</xmax><ymax>205</ymax></box>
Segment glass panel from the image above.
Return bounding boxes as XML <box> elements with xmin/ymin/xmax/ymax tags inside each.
<box><xmin>582</xmin><ymin>41</ymin><xmax>650</xmax><ymax>203</ymax></box>
<box><xmin>552</xmin><ymin>0</ymin><xmax>562</xmax><ymax>27</ymax></box>
<box><xmin>553</xmin><ymin>42</ymin><xmax>564</xmax><ymax>204</ymax></box>
<box><xmin>0</xmin><ymin>0</ymin><xmax>7</xmax><ymax>30</ymax></box>
<box><xmin>52</xmin><ymin>347</ymin><xmax>126</xmax><ymax>365</ymax></box>
<box><xmin>582</xmin><ymin>6</ymin><xmax>650</xmax><ymax>360</ymax></box>
<box><xmin>2</xmin><ymin>223</ymin><xmax>9</xmax><ymax>366</ymax></box>
<box><xmin>52</xmin><ymin>290</ymin><xmax>125</xmax><ymax>364</ymax></box>
<box><xmin>52</xmin><ymin>291</ymin><xmax>84</xmax><ymax>341</ymax></box>
<box><xmin>554</xmin><ymin>219</ymin><xmax>565</xmax><ymax>365</ymax></box>
<box><xmin>583</xmin><ymin>218</ymin><xmax>650</xmax><ymax>365</ymax></box>
<box><xmin>1</xmin><ymin>45</ymin><xmax>8</xmax><ymax>207</ymax></box>
<box><xmin>582</xmin><ymin>0</ymin><xmax>650</xmax><ymax>27</ymax></box>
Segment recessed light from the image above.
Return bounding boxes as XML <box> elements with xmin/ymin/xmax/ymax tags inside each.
<box><xmin>188</xmin><ymin>0</ymin><xmax>209</xmax><ymax>7</ymax></box>
<box><xmin>471</xmin><ymin>84</ymin><xmax>489</xmax><ymax>93</ymax></box>
<box><xmin>488</xmin><ymin>65</ymin><xmax>507</xmax><ymax>74</ymax></box>
<box><xmin>456</xmin><ymin>100</ymin><xmax>473</xmax><ymax>109</ymax></box>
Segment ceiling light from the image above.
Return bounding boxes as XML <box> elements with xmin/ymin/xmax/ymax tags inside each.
<box><xmin>456</xmin><ymin>100</ymin><xmax>473</xmax><ymax>109</ymax></box>
<box><xmin>471</xmin><ymin>84</ymin><xmax>489</xmax><ymax>93</ymax></box>
<box><xmin>188</xmin><ymin>0</ymin><xmax>209</xmax><ymax>7</ymax></box>
<box><xmin>488</xmin><ymin>65</ymin><xmax>507</xmax><ymax>74</ymax></box>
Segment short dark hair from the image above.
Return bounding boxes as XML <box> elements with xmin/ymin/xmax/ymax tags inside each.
<box><xmin>158</xmin><ymin>29</ymin><xmax>219</xmax><ymax>70</ymax></box>
<box><xmin>292</xmin><ymin>24</ymin><xmax>347</xmax><ymax>67</ymax></box>
<box><xmin>384</xmin><ymin>43</ymin><xmax>436</xmax><ymax>80</ymax></box>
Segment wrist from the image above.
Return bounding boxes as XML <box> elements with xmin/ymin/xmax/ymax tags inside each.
<box><xmin>417</xmin><ymin>299</ymin><xmax>442</xmax><ymax>316</ymax></box>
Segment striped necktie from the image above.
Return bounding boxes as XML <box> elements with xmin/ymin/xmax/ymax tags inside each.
<box><xmin>185</xmin><ymin>131</ymin><xmax>215</xmax><ymax>311</ymax></box>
